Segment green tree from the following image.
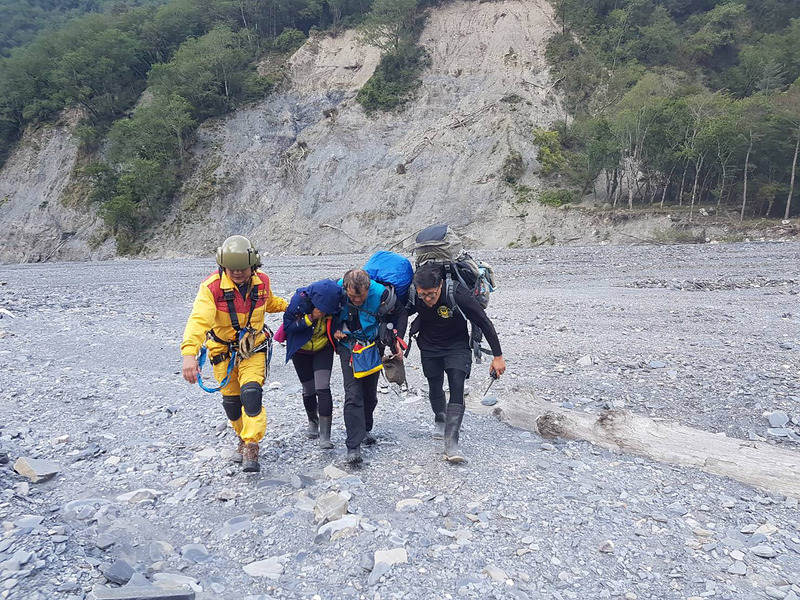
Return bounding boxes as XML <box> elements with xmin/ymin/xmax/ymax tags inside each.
<box><xmin>148</xmin><ymin>26</ymin><xmax>256</xmax><ymax>119</ymax></box>
<box><xmin>358</xmin><ymin>0</ymin><xmax>417</xmax><ymax>52</ymax></box>
<box><xmin>109</xmin><ymin>93</ymin><xmax>196</xmax><ymax>164</ymax></box>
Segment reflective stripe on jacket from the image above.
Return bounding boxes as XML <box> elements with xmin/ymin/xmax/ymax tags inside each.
<box><xmin>181</xmin><ymin>270</ymin><xmax>288</xmax><ymax>356</ymax></box>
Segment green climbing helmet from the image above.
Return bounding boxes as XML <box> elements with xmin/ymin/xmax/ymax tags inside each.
<box><xmin>215</xmin><ymin>235</ymin><xmax>261</xmax><ymax>270</ymax></box>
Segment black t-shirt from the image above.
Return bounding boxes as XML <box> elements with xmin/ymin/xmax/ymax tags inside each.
<box><xmin>410</xmin><ymin>283</ymin><xmax>502</xmax><ymax>357</ymax></box>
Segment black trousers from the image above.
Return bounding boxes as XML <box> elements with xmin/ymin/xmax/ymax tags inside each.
<box><xmin>291</xmin><ymin>345</ymin><xmax>335</xmax><ymax>417</ymax></box>
<box><xmin>422</xmin><ymin>350</ymin><xmax>471</xmax><ymax>411</ymax></box>
<box><xmin>338</xmin><ymin>346</ymin><xmax>380</xmax><ymax>450</ymax></box>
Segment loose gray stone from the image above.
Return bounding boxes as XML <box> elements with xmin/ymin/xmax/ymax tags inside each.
<box><xmin>96</xmin><ymin>534</ymin><xmax>116</xmax><ymax>550</ymax></box>
<box><xmin>151</xmin><ymin>573</ymin><xmax>198</xmax><ymax>587</ymax></box>
<box><xmin>13</xmin><ymin>457</ymin><xmax>60</xmax><ymax>482</ymax></box>
<box><xmin>13</xmin><ymin>515</ymin><xmax>44</xmax><ymax>529</ymax></box>
<box><xmin>768</xmin><ymin>411</ymin><xmax>790</xmax><ymax>427</ymax></box>
<box><xmin>751</xmin><ymin>545</ymin><xmax>777</xmax><ymax>558</ymax></box>
<box><xmin>395</xmin><ymin>498</ymin><xmax>423</xmax><ymax>511</ymax></box>
<box><xmin>218</xmin><ymin>515</ymin><xmax>252</xmax><ymax>537</ymax></box>
<box><xmin>90</xmin><ymin>580</ymin><xmax>195</xmax><ymax>600</ymax></box>
<box><xmin>368</xmin><ymin>562</ymin><xmax>391</xmax><ymax>586</ymax></box>
<box><xmin>481</xmin><ymin>395</ymin><xmax>498</xmax><ymax>406</ymax></box>
<box><xmin>101</xmin><ymin>560</ymin><xmax>134</xmax><ymax>585</ymax></box>
<box><xmin>323</xmin><ymin>465</ymin><xmax>348</xmax><ymax>480</ymax></box>
<box><xmin>242</xmin><ymin>557</ymin><xmax>284</xmax><ymax>579</ymax></box>
<box><xmin>765</xmin><ymin>587</ymin><xmax>787</xmax><ymax>599</ymax></box>
<box><xmin>149</xmin><ymin>541</ymin><xmax>174</xmax><ymax>562</ymax></box>
<box><xmin>483</xmin><ymin>565</ymin><xmax>508</xmax><ymax>582</ymax></box>
<box><xmin>318</xmin><ymin>514</ymin><xmax>361</xmax><ymax>537</ymax></box>
<box><xmin>727</xmin><ymin>561</ymin><xmax>747</xmax><ymax>575</ymax></box>
<box><xmin>648</xmin><ymin>361</ymin><xmax>667</xmax><ymax>369</ymax></box>
<box><xmin>313</xmin><ymin>491</ymin><xmax>349</xmax><ymax>524</ymax></box>
<box><xmin>360</xmin><ymin>552</ymin><xmax>374</xmax><ymax>571</ymax></box>
<box><xmin>374</xmin><ymin>548</ymin><xmax>407</xmax><ymax>566</ymax></box>
<box><xmin>180</xmin><ymin>544</ymin><xmax>209</xmax><ymax>563</ymax></box>
<box><xmin>598</xmin><ymin>540</ymin><xmax>614</xmax><ymax>553</ymax></box>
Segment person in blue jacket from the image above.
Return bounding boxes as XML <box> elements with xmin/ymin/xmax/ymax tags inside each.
<box><xmin>334</xmin><ymin>269</ymin><xmax>407</xmax><ymax>465</ymax></box>
<box><xmin>283</xmin><ymin>279</ymin><xmax>344</xmax><ymax>449</ymax></box>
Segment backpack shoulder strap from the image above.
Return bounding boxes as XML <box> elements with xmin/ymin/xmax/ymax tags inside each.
<box><xmin>443</xmin><ymin>264</ymin><xmax>466</xmax><ymax>319</ymax></box>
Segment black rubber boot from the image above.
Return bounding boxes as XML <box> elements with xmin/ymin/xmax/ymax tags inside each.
<box><xmin>429</xmin><ymin>387</ymin><xmax>447</xmax><ymax>440</ymax></box>
<box><xmin>302</xmin><ymin>394</ymin><xmax>319</xmax><ymax>438</ymax></box>
<box><xmin>346</xmin><ymin>445</ymin><xmax>362</xmax><ymax>465</ymax></box>
<box><xmin>433</xmin><ymin>413</ymin><xmax>446</xmax><ymax>440</ymax></box>
<box><xmin>318</xmin><ymin>416</ymin><xmax>334</xmax><ymax>449</ymax></box>
<box><xmin>444</xmin><ymin>403</ymin><xmax>466</xmax><ymax>463</ymax></box>
<box><xmin>363</xmin><ymin>432</ymin><xmax>377</xmax><ymax>446</ymax></box>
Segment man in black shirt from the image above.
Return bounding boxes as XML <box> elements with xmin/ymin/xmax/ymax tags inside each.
<box><xmin>408</xmin><ymin>264</ymin><xmax>506</xmax><ymax>462</ymax></box>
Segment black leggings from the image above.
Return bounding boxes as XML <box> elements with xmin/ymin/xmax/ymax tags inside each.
<box><xmin>291</xmin><ymin>345</ymin><xmax>334</xmax><ymax>417</ymax></box>
<box><xmin>428</xmin><ymin>368</ymin><xmax>468</xmax><ymax>406</ymax></box>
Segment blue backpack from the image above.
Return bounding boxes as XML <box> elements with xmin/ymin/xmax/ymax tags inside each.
<box><xmin>364</xmin><ymin>251</ymin><xmax>414</xmax><ymax>303</ymax></box>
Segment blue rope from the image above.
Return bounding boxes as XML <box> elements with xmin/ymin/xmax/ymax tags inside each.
<box><xmin>197</xmin><ymin>345</ymin><xmax>237</xmax><ymax>393</ymax></box>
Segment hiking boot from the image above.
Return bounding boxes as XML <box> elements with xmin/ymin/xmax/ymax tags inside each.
<box><xmin>444</xmin><ymin>403</ymin><xmax>466</xmax><ymax>463</ymax></box>
<box><xmin>232</xmin><ymin>438</ymin><xmax>245</xmax><ymax>463</ymax></box>
<box><xmin>346</xmin><ymin>446</ymin><xmax>362</xmax><ymax>465</ymax></box>
<box><xmin>242</xmin><ymin>443</ymin><xmax>260</xmax><ymax>472</ymax></box>
<box><xmin>304</xmin><ymin>403</ymin><xmax>319</xmax><ymax>439</ymax></box>
<box><xmin>433</xmin><ymin>413</ymin><xmax>445</xmax><ymax>440</ymax></box>
<box><xmin>318</xmin><ymin>416</ymin><xmax>334</xmax><ymax>449</ymax></box>
<box><xmin>363</xmin><ymin>432</ymin><xmax>377</xmax><ymax>446</ymax></box>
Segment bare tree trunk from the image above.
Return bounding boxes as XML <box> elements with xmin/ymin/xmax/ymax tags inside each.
<box><xmin>717</xmin><ymin>162</ymin><xmax>727</xmax><ymax>207</ymax></box>
<box><xmin>689</xmin><ymin>154</ymin><xmax>704</xmax><ymax>222</ymax></box>
<box><xmin>660</xmin><ymin>165</ymin><xmax>676</xmax><ymax>209</ymax></box>
<box><xmin>626</xmin><ymin>154</ymin><xmax>635</xmax><ymax>210</ymax></box>
<box><xmin>608</xmin><ymin>169</ymin><xmax>619</xmax><ymax>203</ymax></box>
<box><xmin>467</xmin><ymin>395</ymin><xmax>800</xmax><ymax>499</ymax></box>
<box><xmin>741</xmin><ymin>132</ymin><xmax>753</xmax><ymax>223</ymax></box>
<box><xmin>678</xmin><ymin>160</ymin><xmax>688</xmax><ymax>207</ymax></box>
<box><xmin>786</xmin><ymin>131</ymin><xmax>799</xmax><ymax>220</ymax></box>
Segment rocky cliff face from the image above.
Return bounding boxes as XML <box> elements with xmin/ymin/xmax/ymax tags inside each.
<box><xmin>150</xmin><ymin>0</ymin><xmax>571</xmax><ymax>258</ymax></box>
<box><xmin>0</xmin><ymin>111</ymin><xmax>111</xmax><ymax>263</ymax></box>
<box><xmin>0</xmin><ymin>0</ymin><xmax>676</xmax><ymax>262</ymax></box>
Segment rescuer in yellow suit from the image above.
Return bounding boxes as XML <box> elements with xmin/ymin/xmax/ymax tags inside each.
<box><xmin>181</xmin><ymin>235</ymin><xmax>288</xmax><ymax>472</ymax></box>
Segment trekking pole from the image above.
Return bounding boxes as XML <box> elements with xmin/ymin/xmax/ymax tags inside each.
<box><xmin>482</xmin><ymin>369</ymin><xmax>498</xmax><ymax>397</ymax></box>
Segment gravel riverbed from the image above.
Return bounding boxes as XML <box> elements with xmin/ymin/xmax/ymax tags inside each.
<box><xmin>1</xmin><ymin>242</ymin><xmax>799</xmax><ymax>600</ymax></box>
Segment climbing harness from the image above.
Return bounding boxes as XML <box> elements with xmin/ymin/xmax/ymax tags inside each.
<box><xmin>196</xmin><ymin>280</ymin><xmax>274</xmax><ymax>393</ymax></box>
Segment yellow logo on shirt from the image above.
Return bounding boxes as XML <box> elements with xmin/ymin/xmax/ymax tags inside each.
<box><xmin>437</xmin><ymin>305</ymin><xmax>452</xmax><ymax>319</ymax></box>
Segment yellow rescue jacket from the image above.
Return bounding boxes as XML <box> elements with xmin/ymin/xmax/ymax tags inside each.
<box><xmin>181</xmin><ymin>270</ymin><xmax>288</xmax><ymax>358</ymax></box>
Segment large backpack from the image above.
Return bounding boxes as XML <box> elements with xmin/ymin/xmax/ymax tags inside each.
<box><xmin>411</xmin><ymin>224</ymin><xmax>497</xmax><ymax>361</ymax></box>
<box><xmin>364</xmin><ymin>250</ymin><xmax>414</xmax><ymax>304</ymax></box>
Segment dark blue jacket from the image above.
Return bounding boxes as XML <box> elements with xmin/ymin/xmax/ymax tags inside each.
<box><xmin>283</xmin><ymin>279</ymin><xmax>344</xmax><ymax>362</ymax></box>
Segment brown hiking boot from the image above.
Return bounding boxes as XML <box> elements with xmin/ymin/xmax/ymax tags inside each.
<box><xmin>232</xmin><ymin>438</ymin><xmax>245</xmax><ymax>463</ymax></box>
<box><xmin>242</xmin><ymin>442</ymin><xmax>260</xmax><ymax>472</ymax></box>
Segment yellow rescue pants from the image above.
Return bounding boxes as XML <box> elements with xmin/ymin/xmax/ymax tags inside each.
<box><xmin>213</xmin><ymin>352</ymin><xmax>267</xmax><ymax>444</ymax></box>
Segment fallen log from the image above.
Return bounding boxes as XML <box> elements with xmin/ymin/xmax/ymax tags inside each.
<box><xmin>468</xmin><ymin>393</ymin><xmax>800</xmax><ymax>499</ymax></box>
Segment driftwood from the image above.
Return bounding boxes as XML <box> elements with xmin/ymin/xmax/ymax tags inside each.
<box><xmin>468</xmin><ymin>394</ymin><xmax>800</xmax><ymax>499</ymax></box>
<box><xmin>319</xmin><ymin>224</ymin><xmax>360</xmax><ymax>245</ymax></box>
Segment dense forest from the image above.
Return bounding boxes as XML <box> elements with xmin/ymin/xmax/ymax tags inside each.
<box><xmin>544</xmin><ymin>0</ymin><xmax>800</xmax><ymax>220</ymax></box>
<box><xmin>0</xmin><ymin>0</ymin><xmax>798</xmax><ymax>254</ymax></box>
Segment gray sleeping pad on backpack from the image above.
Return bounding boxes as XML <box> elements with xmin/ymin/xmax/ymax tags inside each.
<box><xmin>414</xmin><ymin>224</ymin><xmax>464</xmax><ymax>264</ymax></box>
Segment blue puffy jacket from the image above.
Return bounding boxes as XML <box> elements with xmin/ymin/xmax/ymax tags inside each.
<box><xmin>283</xmin><ymin>279</ymin><xmax>344</xmax><ymax>362</ymax></box>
